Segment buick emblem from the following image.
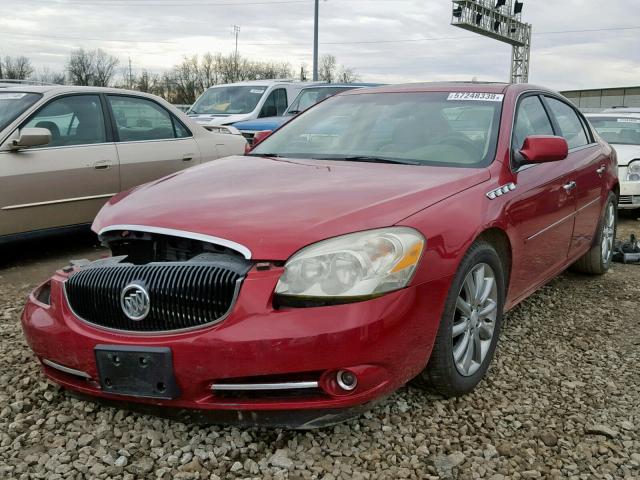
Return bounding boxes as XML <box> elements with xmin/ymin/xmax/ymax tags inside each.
<box><xmin>120</xmin><ymin>282</ymin><xmax>151</xmax><ymax>321</ymax></box>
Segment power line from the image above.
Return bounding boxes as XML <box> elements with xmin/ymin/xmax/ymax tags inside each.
<box><xmin>14</xmin><ymin>0</ymin><xmax>313</xmax><ymax>6</ymax></box>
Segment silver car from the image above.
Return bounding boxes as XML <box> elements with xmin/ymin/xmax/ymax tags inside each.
<box><xmin>0</xmin><ymin>84</ymin><xmax>247</xmax><ymax>242</ymax></box>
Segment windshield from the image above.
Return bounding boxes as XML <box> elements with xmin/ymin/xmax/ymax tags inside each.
<box><xmin>0</xmin><ymin>92</ymin><xmax>42</xmax><ymax>132</ymax></box>
<box><xmin>189</xmin><ymin>86</ymin><xmax>267</xmax><ymax>115</ymax></box>
<box><xmin>589</xmin><ymin>116</ymin><xmax>640</xmax><ymax>145</ymax></box>
<box><xmin>252</xmin><ymin>91</ymin><xmax>503</xmax><ymax>167</ymax></box>
<box><xmin>286</xmin><ymin>86</ymin><xmax>353</xmax><ymax>115</ymax></box>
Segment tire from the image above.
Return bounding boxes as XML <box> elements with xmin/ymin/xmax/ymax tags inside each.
<box><xmin>571</xmin><ymin>192</ymin><xmax>617</xmax><ymax>275</ymax></box>
<box><xmin>415</xmin><ymin>241</ymin><xmax>505</xmax><ymax>397</ymax></box>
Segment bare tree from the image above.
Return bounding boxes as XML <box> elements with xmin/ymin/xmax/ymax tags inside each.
<box><xmin>319</xmin><ymin>54</ymin><xmax>337</xmax><ymax>83</ymax></box>
<box><xmin>66</xmin><ymin>49</ymin><xmax>95</xmax><ymax>86</ymax></box>
<box><xmin>299</xmin><ymin>63</ymin><xmax>309</xmax><ymax>81</ymax></box>
<box><xmin>93</xmin><ymin>49</ymin><xmax>119</xmax><ymax>87</ymax></box>
<box><xmin>66</xmin><ymin>48</ymin><xmax>119</xmax><ymax>86</ymax></box>
<box><xmin>34</xmin><ymin>67</ymin><xmax>66</xmax><ymax>85</ymax></box>
<box><xmin>0</xmin><ymin>56</ymin><xmax>35</xmax><ymax>80</ymax></box>
<box><xmin>337</xmin><ymin>66</ymin><xmax>360</xmax><ymax>84</ymax></box>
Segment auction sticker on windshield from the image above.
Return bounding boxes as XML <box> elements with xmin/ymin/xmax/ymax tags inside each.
<box><xmin>250</xmin><ymin>89</ymin><xmax>266</xmax><ymax>94</ymax></box>
<box><xmin>447</xmin><ymin>92</ymin><xmax>504</xmax><ymax>102</ymax></box>
<box><xmin>618</xmin><ymin>118</ymin><xmax>640</xmax><ymax>124</ymax></box>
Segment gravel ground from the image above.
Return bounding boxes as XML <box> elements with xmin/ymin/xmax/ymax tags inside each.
<box><xmin>1</xmin><ymin>220</ymin><xmax>639</xmax><ymax>479</ymax></box>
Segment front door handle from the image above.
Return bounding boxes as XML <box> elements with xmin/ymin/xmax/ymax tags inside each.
<box><xmin>596</xmin><ymin>165</ymin><xmax>606</xmax><ymax>177</ymax></box>
<box><xmin>563</xmin><ymin>181</ymin><xmax>577</xmax><ymax>192</ymax></box>
<box><xmin>182</xmin><ymin>154</ymin><xmax>195</xmax><ymax>162</ymax></box>
<box><xmin>93</xmin><ymin>160</ymin><xmax>111</xmax><ymax>170</ymax></box>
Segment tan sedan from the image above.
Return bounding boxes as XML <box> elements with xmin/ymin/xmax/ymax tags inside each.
<box><xmin>0</xmin><ymin>84</ymin><xmax>247</xmax><ymax>242</ymax></box>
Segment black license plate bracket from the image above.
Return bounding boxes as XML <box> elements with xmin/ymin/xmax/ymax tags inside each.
<box><xmin>95</xmin><ymin>345</ymin><xmax>180</xmax><ymax>399</ymax></box>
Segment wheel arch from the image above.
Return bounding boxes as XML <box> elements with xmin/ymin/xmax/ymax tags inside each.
<box><xmin>475</xmin><ymin>227</ymin><xmax>513</xmax><ymax>296</ymax></box>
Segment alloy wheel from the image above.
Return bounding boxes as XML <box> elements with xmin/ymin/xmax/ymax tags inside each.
<box><xmin>452</xmin><ymin>263</ymin><xmax>498</xmax><ymax>377</ymax></box>
<box><xmin>601</xmin><ymin>203</ymin><xmax>615</xmax><ymax>263</ymax></box>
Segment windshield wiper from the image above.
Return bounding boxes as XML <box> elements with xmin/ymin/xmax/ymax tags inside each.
<box><xmin>313</xmin><ymin>155</ymin><xmax>420</xmax><ymax>165</ymax></box>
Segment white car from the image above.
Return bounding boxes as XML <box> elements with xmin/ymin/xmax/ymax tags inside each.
<box><xmin>0</xmin><ymin>84</ymin><xmax>247</xmax><ymax>242</ymax></box>
<box><xmin>188</xmin><ymin>80</ymin><xmax>309</xmax><ymax>128</ymax></box>
<box><xmin>587</xmin><ymin>111</ymin><xmax>640</xmax><ymax>211</ymax></box>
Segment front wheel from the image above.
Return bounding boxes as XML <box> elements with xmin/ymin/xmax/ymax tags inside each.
<box><xmin>571</xmin><ymin>192</ymin><xmax>617</xmax><ymax>275</ymax></box>
<box><xmin>416</xmin><ymin>241</ymin><xmax>505</xmax><ymax>397</ymax></box>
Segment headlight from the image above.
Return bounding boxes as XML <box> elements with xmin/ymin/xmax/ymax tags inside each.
<box><xmin>275</xmin><ymin>227</ymin><xmax>425</xmax><ymax>305</ymax></box>
<box><xmin>628</xmin><ymin>160</ymin><xmax>640</xmax><ymax>182</ymax></box>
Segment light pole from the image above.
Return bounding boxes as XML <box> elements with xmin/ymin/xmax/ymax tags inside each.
<box><xmin>313</xmin><ymin>0</ymin><xmax>319</xmax><ymax>81</ymax></box>
<box><xmin>233</xmin><ymin>25</ymin><xmax>241</xmax><ymax>82</ymax></box>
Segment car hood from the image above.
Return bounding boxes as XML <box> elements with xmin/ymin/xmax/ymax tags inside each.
<box><xmin>233</xmin><ymin>116</ymin><xmax>289</xmax><ymax>131</ymax></box>
<box><xmin>612</xmin><ymin>144</ymin><xmax>640</xmax><ymax>166</ymax></box>
<box><xmin>189</xmin><ymin>113</ymin><xmax>254</xmax><ymax>126</ymax></box>
<box><xmin>94</xmin><ymin>156</ymin><xmax>490</xmax><ymax>260</ymax></box>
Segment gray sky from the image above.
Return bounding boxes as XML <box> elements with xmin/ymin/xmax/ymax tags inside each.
<box><xmin>1</xmin><ymin>0</ymin><xmax>639</xmax><ymax>90</ymax></box>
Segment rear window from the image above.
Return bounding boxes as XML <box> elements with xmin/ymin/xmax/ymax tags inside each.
<box><xmin>0</xmin><ymin>92</ymin><xmax>41</xmax><ymax>132</ymax></box>
<box><xmin>588</xmin><ymin>116</ymin><xmax>640</xmax><ymax>146</ymax></box>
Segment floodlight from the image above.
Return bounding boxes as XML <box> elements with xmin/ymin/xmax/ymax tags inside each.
<box><xmin>450</xmin><ymin>0</ymin><xmax>532</xmax><ymax>83</ymax></box>
<box><xmin>514</xmin><ymin>1</ymin><xmax>524</xmax><ymax>14</ymax></box>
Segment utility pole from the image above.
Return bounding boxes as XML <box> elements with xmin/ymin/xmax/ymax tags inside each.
<box><xmin>313</xmin><ymin>0</ymin><xmax>319</xmax><ymax>81</ymax></box>
<box><xmin>233</xmin><ymin>25</ymin><xmax>241</xmax><ymax>82</ymax></box>
<box><xmin>128</xmin><ymin>57</ymin><xmax>133</xmax><ymax>89</ymax></box>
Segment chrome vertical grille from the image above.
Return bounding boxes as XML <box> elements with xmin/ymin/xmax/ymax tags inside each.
<box><xmin>65</xmin><ymin>263</ymin><xmax>243</xmax><ymax>332</ymax></box>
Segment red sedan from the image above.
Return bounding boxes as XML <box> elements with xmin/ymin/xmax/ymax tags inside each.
<box><xmin>22</xmin><ymin>83</ymin><xmax>618</xmax><ymax>428</ymax></box>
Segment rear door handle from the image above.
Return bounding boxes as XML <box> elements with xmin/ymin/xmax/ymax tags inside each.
<box><xmin>596</xmin><ymin>165</ymin><xmax>606</xmax><ymax>177</ymax></box>
<box><xmin>563</xmin><ymin>181</ymin><xmax>577</xmax><ymax>192</ymax></box>
<box><xmin>182</xmin><ymin>154</ymin><xmax>195</xmax><ymax>162</ymax></box>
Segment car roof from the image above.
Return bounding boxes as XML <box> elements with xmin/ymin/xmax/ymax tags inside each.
<box><xmin>586</xmin><ymin>112</ymin><xmax>640</xmax><ymax>119</ymax></box>
<box><xmin>339</xmin><ymin>82</ymin><xmax>554</xmax><ymax>96</ymax></box>
<box><xmin>204</xmin><ymin>80</ymin><xmax>305</xmax><ymax>89</ymax></box>
<box><xmin>297</xmin><ymin>83</ymin><xmax>380</xmax><ymax>90</ymax></box>
<box><xmin>601</xmin><ymin>107</ymin><xmax>640</xmax><ymax>114</ymax></box>
<box><xmin>0</xmin><ymin>83</ymin><xmax>159</xmax><ymax>97</ymax></box>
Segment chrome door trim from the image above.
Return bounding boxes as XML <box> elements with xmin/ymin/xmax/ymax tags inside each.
<box><xmin>576</xmin><ymin>196</ymin><xmax>601</xmax><ymax>213</ymax></box>
<box><xmin>526</xmin><ymin>210</ymin><xmax>577</xmax><ymax>242</ymax></box>
<box><xmin>2</xmin><ymin>193</ymin><xmax>116</xmax><ymax>210</ymax></box>
<box><xmin>98</xmin><ymin>224</ymin><xmax>253</xmax><ymax>259</ymax></box>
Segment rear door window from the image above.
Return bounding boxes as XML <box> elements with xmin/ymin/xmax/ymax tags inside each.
<box><xmin>23</xmin><ymin>95</ymin><xmax>106</xmax><ymax>147</ymax></box>
<box><xmin>108</xmin><ymin>95</ymin><xmax>190</xmax><ymax>142</ymax></box>
<box><xmin>544</xmin><ymin>97</ymin><xmax>589</xmax><ymax>149</ymax></box>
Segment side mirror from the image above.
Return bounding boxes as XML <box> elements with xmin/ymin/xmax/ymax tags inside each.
<box><xmin>516</xmin><ymin>135</ymin><xmax>568</xmax><ymax>166</ymax></box>
<box><xmin>10</xmin><ymin>128</ymin><xmax>52</xmax><ymax>150</ymax></box>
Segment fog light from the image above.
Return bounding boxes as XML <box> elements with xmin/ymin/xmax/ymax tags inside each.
<box><xmin>336</xmin><ymin>370</ymin><xmax>358</xmax><ymax>391</ymax></box>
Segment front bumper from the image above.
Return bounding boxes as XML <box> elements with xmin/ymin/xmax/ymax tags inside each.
<box><xmin>618</xmin><ymin>167</ymin><xmax>640</xmax><ymax>209</ymax></box>
<box><xmin>21</xmin><ymin>267</ymin><xmax>451</xmax><ymax>427</ymax></box>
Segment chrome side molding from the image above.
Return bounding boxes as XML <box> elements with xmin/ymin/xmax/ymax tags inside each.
<box><xmin>211</xmin><ymin>381</ymin><xmax>319</xmax><ymax>391</ymax></box>
<box><xmin>42</xmin><ymin>359</ymin><xmax>92</xmax><ymax>379</ymax></box>
<box><xmin>487</xmin><ymin>183</ymin><xmax>516</xmax><ymax>200</ymax></box>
